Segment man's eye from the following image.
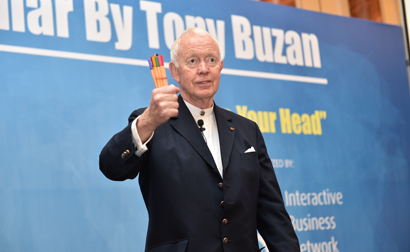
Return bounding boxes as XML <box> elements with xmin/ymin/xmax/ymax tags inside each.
<box><xmin>207</xmin><ymin>57</ymin><xmax>216</xmax><ymax>64</ymax></box>
<box><xmin>189</xmin><ymin>59</ymin><xmax>196</xmax><ymax>64</ymax></box>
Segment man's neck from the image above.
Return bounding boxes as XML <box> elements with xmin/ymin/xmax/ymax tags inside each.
<box><xmin>180</xmin><ymin>94</ymin><xmax>214</xmax><ymax>109</ymax></box>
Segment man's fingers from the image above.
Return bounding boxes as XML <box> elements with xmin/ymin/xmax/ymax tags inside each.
<box><xmin>151</xmin><ymin>94</ymin><xmax>178</xmax><ymax>108</ymax></box>
<box><xmin>168</xmin><ymin>108</ymin><xmax>179</xmax><ymax>118</ymax></box>
<box><xmin>153</xmin><ymin>84</ymin><xmax>179</xmax><ymax>94</ymax></box>
<box><xmin>151</xmin><ymin>85</ymin><xmax>179</xmax><ymax>102</ymax></box>
<box><xmin>145</xmin><ymin>83</ymin><xmax>180</xmax><ymax>128</ymax></box>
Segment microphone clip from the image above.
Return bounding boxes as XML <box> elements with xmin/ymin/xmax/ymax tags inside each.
<box><xmin>197</xmin><ymin>119</ymin><xmax>206</xmax><ymax>132</ymax></box>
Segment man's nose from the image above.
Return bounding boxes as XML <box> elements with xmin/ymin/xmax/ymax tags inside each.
<box><xmin>197</xmin><ymin>61</ymin><xmax>209</xmax><ymax>74</ymax></box>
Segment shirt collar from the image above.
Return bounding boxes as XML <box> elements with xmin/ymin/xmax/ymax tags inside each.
<box><xmin>183</xmin><ymin>99</ymin><xmax>214</xmax><ymax>118</ymax></box>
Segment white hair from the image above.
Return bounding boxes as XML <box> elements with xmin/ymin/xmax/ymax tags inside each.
<box><xmin>170</xmin><ymin>27</ymin><xmax>221</xmax><ymax>67</ymax></box>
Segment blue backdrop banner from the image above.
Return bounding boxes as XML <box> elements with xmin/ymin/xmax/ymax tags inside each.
<box><xmin>1</xmin><ymin>0</ymin><xmax>409</xmax><ymax>251</ymax></box>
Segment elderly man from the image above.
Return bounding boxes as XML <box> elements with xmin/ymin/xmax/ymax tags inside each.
<box><xmin>100</xmin><ymin>27</ymin><xmax>299</xmax><ymax>252</ymax></box>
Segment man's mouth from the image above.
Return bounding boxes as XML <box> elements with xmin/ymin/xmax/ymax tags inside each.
<box><xmin>197</xmin><ymin>80</ymin><xmax>211</xmax><ymax>84</ymax></box>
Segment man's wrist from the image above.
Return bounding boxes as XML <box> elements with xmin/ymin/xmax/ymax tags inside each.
<box><xmin>131</xmin><ymin>117</ymin><xmax>154</xmax><ymax>157</ymax></box>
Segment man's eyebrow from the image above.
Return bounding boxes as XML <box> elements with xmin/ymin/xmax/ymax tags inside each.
<box><xmin>206</xmin><ymin>52</ymin><xmax>218</xmax><ymax>57</ymax></box>
<box><xmin>185</xmin><ymin>53</ymin><xmax>198</xmax><ymax>58</ymax></box>
<box><xmin>185</xmin><ymin>52</ymin><xmax>219</xmax><ymax>58</ymax></box>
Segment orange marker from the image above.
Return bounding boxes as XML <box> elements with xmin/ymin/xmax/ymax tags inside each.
<box><xmin>154</xmin><ymin>55</ymin><xmax>163</xmax><ymax>87</ymax></box>
<box><xmin>151</xmin><ymin>55</ymin><xmax>162</xmax><ymax>87</ymax></box>
<box><xmin>158</xmin><ymin>55</ymin><xmax>168</xmax><ymax>86</ymax></box>
<box><xmin>148</xmin><ymin>58</ymin><xmax>158</xmax><ymax>88</ymax></box>
<box><xmin>148</xmin><ymin>54</ymin><xmax>169</xmax><ymax>88</ymax></box>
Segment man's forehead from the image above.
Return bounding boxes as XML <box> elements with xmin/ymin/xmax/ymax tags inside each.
<box><xmin>179</xmin><ymin>35</ymin><xmax>220</xmax><ymax>57</ymax></box>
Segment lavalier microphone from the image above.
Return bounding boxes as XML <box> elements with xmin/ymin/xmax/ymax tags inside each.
<box><xmin>197</xmin><ymin>119</ymin><xmax>206</xmax><ymax>132</ymax></box>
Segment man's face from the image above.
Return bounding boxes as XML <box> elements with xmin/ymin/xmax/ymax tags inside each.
<box><xmin>170</xmin><ymin>33</ymin><xmax>224</xmax><ymax>108</ymax></box>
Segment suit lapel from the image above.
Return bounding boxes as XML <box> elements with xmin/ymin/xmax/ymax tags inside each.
<box><xmin>169</xmin><ymin>96</ymin><xmax>217</xmax><ymax>170</ymax></box>
<box><xmin>214</xmin><ymin>104</ymin><xmax>235</xmax><ymax>173</ymax></box>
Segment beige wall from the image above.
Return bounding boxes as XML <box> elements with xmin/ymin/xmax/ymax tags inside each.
<box><xmin>262</xmin><ymin>0</ymin><xmax>402</xmax><ymax>25</ymax></box>
<box><xmin>295</xmin><ymin>0</ymin><xmax>351</xmax><ymax>17</ymax></box>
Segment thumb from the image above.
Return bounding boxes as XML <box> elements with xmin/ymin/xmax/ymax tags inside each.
<box><xmin>170</xmin><ymin>84</ymin><xmax>180</xmax><ymax>94</ymax></box>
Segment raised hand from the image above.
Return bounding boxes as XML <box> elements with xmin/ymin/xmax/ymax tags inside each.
<box><xmin>136</xmin><ymin>85</ymin><xmax>180</xmax><ymax>142</ymax></box>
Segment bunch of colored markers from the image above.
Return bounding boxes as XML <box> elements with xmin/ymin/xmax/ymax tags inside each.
<box><xmin>148</xmin><ymin>54</ymin><xmax>168</xmax><ymax>88</ymax></box>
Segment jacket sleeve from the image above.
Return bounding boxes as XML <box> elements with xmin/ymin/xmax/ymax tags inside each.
<box><xmin>99</xmin><ymin>109</ymin><xmax>148</xmax><ymax>181</ymax></box>
<box><xmin>255</xmin><ymin>126</ymin><xmax>300</xmax><ymax>252</ymax></box>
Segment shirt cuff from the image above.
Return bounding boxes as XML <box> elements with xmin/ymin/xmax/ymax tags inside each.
<box><xmin>131</xmin><ymin>116</ymin><xmax>154</xmax><ymax>157</ymax></box>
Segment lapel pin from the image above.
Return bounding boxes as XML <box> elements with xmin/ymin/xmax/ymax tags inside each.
<box><xmin>230</xmin><ymin>127</ymin><xmax>235</xmax><ymax>131</ymax></box>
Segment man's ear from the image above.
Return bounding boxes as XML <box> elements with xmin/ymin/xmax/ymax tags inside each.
<box><xmin>169</xmin><ymin>62</ymin><xmax>180</xmax><ymax>83</ymax></box>
<box><xmin>219</xmin><ymin>60</ymin><xmax>224</xmax><ymax>72</ymax></box>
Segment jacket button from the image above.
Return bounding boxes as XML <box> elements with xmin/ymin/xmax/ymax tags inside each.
<box><xmin>222</xmin><ymin>218</ymin><xmax>228</xmax><ymax>225</ymax></box>
<box><xmin>218</xmin><ymin>182</ymin><xmax>223</xmax><ymax>189</ymax></box>
<box><xmin>220</xmin><ymin>201</ymin><xmax>224</xmax><ymax>207</ymax></box>
<box><xmin>223</xmin><ymin>237</ymin><xmax>228</xmax><ymax>245</ymax></box>
<box><xmin>121</xmin><ymin>150</ymin><xmax>130</xmax><ymax>159</ymax></box>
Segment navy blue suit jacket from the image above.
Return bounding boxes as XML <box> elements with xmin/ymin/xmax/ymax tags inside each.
<box><xmin>99</xmin><ymin>95</ymin><xmax>299</xmax><ymax>252</ymax></box>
